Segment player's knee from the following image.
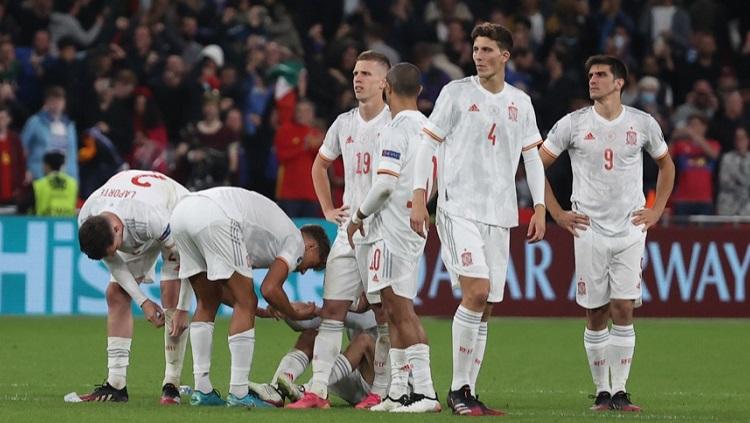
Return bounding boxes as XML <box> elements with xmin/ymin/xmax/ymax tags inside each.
<box><xmin>106</xmin><ymin>283</ymin><xmax>130</xmax><ymax>311</ymax></box>
<box><xmin>319</xmin><ymin>300</ymin><xmax>349</xmax><ymax>320</ymax></box>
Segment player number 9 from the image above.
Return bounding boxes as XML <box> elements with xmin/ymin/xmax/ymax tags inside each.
<box><xmin>604</xmin><ymin>148</ymin><xmax>614</xmax><ymax>170</ymax></box>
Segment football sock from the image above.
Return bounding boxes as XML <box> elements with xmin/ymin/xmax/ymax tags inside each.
<box><xmin>310</xmin><ymin>319</ymin><xmax>344</xmax><ymax>398</ymax></box>
<box><xmin>190</xmin><ymin>321</ymin><xmax>214</xmax><ymax>394</ymax></box>
<box><xmin>388</xmin><ymin>348</ymin><xmax>409</xmax><ymax>399</ymax></box>
<box><xmin>406</xmin><ymin>343</ymin><xmax>436</xmax><ymax>397</ymax></box>
<box><xmin>371</xmin><ymin>324</ymin><xmax>391</xmax><ymax>397</ymax></box>
<box><xmin>162</xmin><ymin>308</ymin><xmax>188</xmax><ymax>387</ymax></box>
<box><xmin>107</xmin><ymin>337</ymin><xmax>131</xmax><ymax>390</ymax></box>
<box><xmin>328</xmin><ymin>354</ymin><xmax>352</xmax><ymax>386</ymax></box>
<box><xmin>228</xmin><ymin>328</ymin><xmax>255</xmax><ymax>398</ymax></box>
<box><xmin>609</xmin><ymin>324</ymin><xmax>635</xmax><ymax>393</ymax></box>
<box><xmin>468</xmin><ymin>321</ymin><xmax>487</xmax><ymax>393</ymax></box>
<box><xmin>584</xmin><ymin>327</ymin><xmax>610</xmax><ymax>394</ymax></box>
<box><xmin>272</xmin><ymin>348</ymin><xmax>309</xmax><ymax>386</ymax></box>
<box><xmin>451</xmin><ymin>305</ymin><xmax>482</xmax><ymax>391</ymax></box>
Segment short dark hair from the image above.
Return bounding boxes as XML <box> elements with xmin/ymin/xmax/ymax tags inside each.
<box><xmin>687</xmin><ymin>113</ymin><xmax>709</xmax><ymax>126</ymax></box>
<box><xmin>471</xmin><ymin>22</ymin><xmax>513</xmax><ymax>51</ymax></box>
<box><xmin>45</xmin><ymin>86</ymin><xmax>66</xmax><ymax>100</ymax></box>
<box><xmin>300</xmin><ymin>224</ymin><xmax>330</xmax><ymax>270</ymax></box>
<box><xmin>43</xmin><ymin>151</ymin><xmax>65</xmax><ymax>171</ymax></box>
<box><xmin>79</xmin><ymin>215</ymin><xmax>115</xmax><ymax>260</ymax></box>
<box><xmin>386</xmin><ymin>62</ymin><xmax>422</xmax><ymax>97</ymax></box>
<box><xmin>356</xmin><ymin>50</ymin><xmax>391</xmax><ymax>69</ymax></box>
<box><xmin>585</xmin><ymin>55</ymin><xmax>628</xmax><ymax>83</ymax></box>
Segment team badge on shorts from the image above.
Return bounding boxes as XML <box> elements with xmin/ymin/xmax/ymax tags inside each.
<box><xmin>577</xmin><ymin>278</ymin><xmax>586</xmax><ymax>295</ymax></box>
<box><xmin>461</xmin><ymin>250</ymin><xmax>473</xmax><ymax>267</ymax></box>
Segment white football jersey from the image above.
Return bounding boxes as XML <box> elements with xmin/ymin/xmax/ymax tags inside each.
<box><xmin>319</xmin><ymin>105</ymin><xmax>391</xmax><ymax>243</ymax></box>
<box><xmin>190</xmin><ymin>187</ymin><xmax>304</xmax><ymax>270</ymax></box>
<box><xmin>423</xmin><ymin>77</ymin><xmax>542</xmax><ymax>227</ymax></box>
<box><xmin>541</xmin><ymin>106</ymin><xmax>669</xmax><ymax>237</ymax></box>
<box><xmin>78</xmin><ymin>170</ymin><xmax>189</xmax><ymax>254</ymax></box>
<box><xmin>369</xmin><ymin>110</ymin><xmax>429</xmax><ymax>259</ymax></box>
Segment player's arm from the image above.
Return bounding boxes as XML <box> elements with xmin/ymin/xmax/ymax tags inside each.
<box><xmin>410</xmin><ymin>135</ymin><xmax>440</xmax><ymax>238</ymax></box>
<box><xmin>632</xmin><ymin>152</ymin><xmax>675</xmax><ymax>230</ymax></box>
<box><xmin>523</xmin><ymin>145</ymin><xmax>546</xmax><ymax>243</ymax></box>
<box><xmin>103</xmin><ymin>254</ymin><xmax>165</xmax><ymax>327</ymax></box>
<box><xmin>540</xmin><ymin>144</ymin><xmax>590</xmax><ymax>237</ymax></box>
<box><xmin>312</xmin><ymin>119</ymin><xmax>350</xmax><ymax>224</ymax></box>
<box><xmin>260</xmin><ymin>258</ymin><xmax>316</xmax><ymax>321</ymax></box>
<box><xmin>347</xmin><ymin>171</ymin><xmax>397</xmax><ymax>248</ymax></box>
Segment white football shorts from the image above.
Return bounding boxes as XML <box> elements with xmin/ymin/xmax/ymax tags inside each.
<box><xmin>170</xmin><ymin>196</ymin><xmax>253</xmax><ymax>281</ymax></box>
<box><xmin>322</xmin><ymin>232</ymin><xmax>380</xmax><ymax>304</ymax></box>
<box><xmin>574</xmin><ymin>224</ymin><xmax>646</xmax><ymax>309</ymax></box>
<box><xmin>436</xmin><ymin>209</ymin><xmax>510</xmax><ymax>303</ymax></box>
<box><xmin>365</xmin><ymin>238</ymin><xmax>419</xmax><ymax>300</ymax></box>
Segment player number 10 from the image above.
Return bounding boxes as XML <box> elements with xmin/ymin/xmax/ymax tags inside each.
<box><xmin>604</xmin><ymin>148</ymin><xmax>614</xmax><ymax>170</ymax></box>
<box><xmin>355</xmin><ymin>152</ymin><xmax>371</xmax><ymax>174</ymax></box>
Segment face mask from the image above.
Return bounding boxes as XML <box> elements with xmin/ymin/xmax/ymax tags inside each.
<box><xmin>614</xmin><ymin>35</ymin><xmax>626</xmax><ymax>50</ymax></box>
<box><xmin>640</xmin><ymin>92</ymin><xmax>656</xmax><ymax>104</ymax></box>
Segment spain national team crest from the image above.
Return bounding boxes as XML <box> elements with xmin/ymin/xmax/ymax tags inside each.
<box><xmin>345</xmin><ymin>135</ymin><xmax>354</xmax><ymax>144</ymax></box>
<box><xmin>461</xmin><ymin>250</ymin><xmax>473</xmax><ymax>267</ymax></box>
<box><xmin>507</xmin><ymin>103</ymin><xmax>518</xmax><ymax>122</ymax></box>
<box><xmin>577</xmin><ymin>278</ymin><xmax>586</xmax><ymax>295</ymax></box>
<box><xmin>626</xmin><ymin>128</ymin><xmax>637</xmax><ymax>145</ymax></box>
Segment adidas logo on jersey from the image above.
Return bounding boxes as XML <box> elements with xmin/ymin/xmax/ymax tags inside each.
<box><xmin>468</xmin><ymin>104</ymin><xmax>480</xmax><ymax>112</ymax></box>
<box><xmin>584</xmin><ymin>132</ymin><xmax>596</xmax><ymax>141</ymax></box>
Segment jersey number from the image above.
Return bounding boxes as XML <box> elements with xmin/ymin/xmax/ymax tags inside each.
<box><xmin>604</xmin><ymin>148</ymin><xmax>614</xmax><ymax>170</ymax></box>
<box><xmin>355</xmin><ymin>152</ymin><xmax>371</xmax><ymax>174</ymax></box>
<box><xmin>369</xmin><ymin>248</ymin><xmax>381</xmax><ymax>271</ymax></box>
<box><xmin>488</xmin><ymin>123</ymin><xmax>497</xmax><ymax>146</ymax></box>
<box><xmin>131</xmin><ymin>173</ymin><xmax>166</xmax><ymax>187</ymax></box>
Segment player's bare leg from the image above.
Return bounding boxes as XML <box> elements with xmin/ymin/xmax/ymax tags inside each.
<box><xmin>79</xmin><ymin>283</ymin><xmax>133</xmax><ymax>402</ymax></box>
<box><xmin>373</xmin><ymin>287</ymin><xmax>439</xmax><ymax>413</ymax></box>
<box><xmin>585</xmin><ymin>304</ymin><xmax>612</xmax><ymax>411</ymax></box>
<box><xmin>189</xmin><ymin>272</ymin><xmax>224</xmax><ymax>405</ymax></box>
<box><xmin>608</xmin><ymin>299</ymin><xmax>640</xmax><ymax>412</ymax></box>
<box><xmin>160</xmin><ymin>279</ymin><xmax>188</xmax><ymax>404</ymax></box>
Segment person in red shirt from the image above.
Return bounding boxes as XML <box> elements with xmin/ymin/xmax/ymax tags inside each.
<box><xmin>670</xmin><ymin>114</ymin><xmax>721</xmax><ymax>215</ymax></box>
<box><xmin>0</xmin><ymin>105</ymin><xmax>26</xmax><ymax>206</ymax></box>
<box><xmin>274</xmin><ymin>99</ymin><xmax>323</xmax><ymax>217</ymax></box>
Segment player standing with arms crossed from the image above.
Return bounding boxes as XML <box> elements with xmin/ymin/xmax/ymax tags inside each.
<box><xmin>409</xmin><ymin>23</ymin><xmax>547</xmax><ymax>416</ymax></box>
<box><xmin>288</xmin><ymin>50</ymin><xmax>392</xmax><ymax>409</ymax></box>
<box><xmin>540</xmin><ymin>55</ymin><xmax>675</xmax><ymax>412</ymax></box>
<box><xmin>347</xmin><ymin>62</ymin><xmax>440</xmax><ymax>413</ymax></box>
<box><xmin>77</xmin><ymin>170</ymin><xmax>193</xmax><ymax>404</ymax></box>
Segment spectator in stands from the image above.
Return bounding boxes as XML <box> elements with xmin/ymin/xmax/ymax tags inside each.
<box><xmin>274</xmin><ymin>98</ymin><xmax>322</xmax><ymax>217</ymax></box>
<box><xmin>424</xmin><ymin>0</ymin><xmax>473</xmax><ymax>43</ymax></box>
<box><xmin>535</xmin><ymin>48</ymin><xmax>578</xmax><ymax>132</ymax></box>
<box><xmin>48</xmin><ymin>1</ymin><xmax>104</xmax><ymax>55</ymax></box>
<box><xmin>670</xmin><ymin>114</ymin><xmax>721</xmax><ymax>215</ymax></box>
<box><xmin>638</xmin><ymin>0</ymin><xmax>692</xmax><ymax>57</ymax></box>
<box><xmin>131</xmin><ymin>86</ymin><xmax>168</xmax><ymax>173</ymax></box>
<box><xmin>153</xmin><ymin>55</ymin><xmax>192</xmax><ymax>144</ymax></box>
<box><xmin>0</xmin><ymin>105</ymin><xmax>26</xmax><ymax>206</ymax></box>
<box><xmin>223</xmin><ymin>108</ymin><xmax>244</xmax><ymax>186</ymax></box>
<box><xmin>635</xmin><ymin>76</ymin><xmax>670</xmax><ymax>132</ymax></box>
<box><xmin>127</xmin><ymin>25</ymin><xmax>162</xmax><ymax>84</ymax></box>
<box><xmin>717</xmin><ymin>127</ymin><xmax>750</xmax><ymax>216</ymax></box>
<box><xmin>18</xmin><ymin>151</ymin><xmax>77</xmax><ymax>216</ymax></box>
<box><xmin>414</xmin><ymin>42</ymin><xmax>451</xmax><ymax>115</ymax></box>
<box><xmin>677</xmin><ymin>31</ymin><xmax>720</xmax><ymax>103</ymax></box>
<box><xmin>595</xmin><ymin>0</ymin><xmax>635</xmax><ymax>54</ymax></box>
<box><xmin>103</xmin><ymin>70</ymin><xmax>136</xmax><ymax>159</ymax></box>
<box><xmin>443</xmin><ymin>18</ymin><xmax>473</xmax><ymax>76</ymax></box>
<box><xmin>709</xmin><ymin>90</ymin><xmax>750</xmax><ymax>153</ymax></box>
<box><xmin>672</xmin><ymin>79</ymin><xmax>718</xmax><ymax>127</ymax></box>
<box><xmin>15</xmin><ymin>29</ymin><xmax>54</xmax><ymax>110</ymax></box>
<box><xmin>20</xmin><ymin>86</ymin><xmax>77</xmax><ymax>181</ymax></box>
<box><xmin>8</xmin><ymin>0</ymin><xmax>52</xmax><ymax>46</ymax></box>
<box><xmin>0</xmin><ymin>35</ymin><xmax>19</xmax><ymax>85</ymax></box>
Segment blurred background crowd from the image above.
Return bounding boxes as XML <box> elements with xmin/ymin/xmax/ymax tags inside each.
<box><xmin>0</xmin><ymin>0</ymin><xmax>749</xmax><ymax>219</ymax></box>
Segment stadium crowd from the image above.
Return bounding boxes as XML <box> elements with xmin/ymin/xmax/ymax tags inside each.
<box><xmin>0</xmin><ymin>0</ymin><xmax>749</xmax><ymax>217</ymax></box>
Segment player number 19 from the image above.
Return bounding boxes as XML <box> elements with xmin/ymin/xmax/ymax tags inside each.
<box><xmin>355</xmin><ymin>152</ymin><xmax>371</xmax><ymax>174</ymax></box>
<box><xmin>604</xmin><ymin>148</ymin><xmax>614</xmax><ymax>170</ymax></box>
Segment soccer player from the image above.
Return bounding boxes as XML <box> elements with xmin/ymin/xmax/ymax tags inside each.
<box><xmin>77</xmin><ymin>170</ymin><xmax>193</xmax><ymax>403</ymax></box>
<box><xmin>409</xmin><ymin>23</ymin><xmax>547</xmax><ymax>416</ymax></box>
<box><xmin>249</xmin><ymin>307</ymin><xmax>378</xmax><ymax>407</ymax></box>
<box><xmin>346</xmin><ymin>62</ymin><xmax>440</xmax><ymax>413</ymax></box>
<box><xmin>540</xmin><ymin>55</ymin><xmax>675</xmax><ymax>412</ymax></box>
<box><xmin>289</xmin><ymin>50</ymin><xmax>392</xmax><ymax>409</ymax></box>
<box><xmin>169</xmin><ymin>187</ymin><xmax>330</xmax><ymax>407</ymax></box>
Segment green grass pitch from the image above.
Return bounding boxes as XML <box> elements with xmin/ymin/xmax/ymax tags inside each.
<box><xmin>1</xmin><ymin>316</ymin><xmax>748</xmax><ymax>422</ymax></box>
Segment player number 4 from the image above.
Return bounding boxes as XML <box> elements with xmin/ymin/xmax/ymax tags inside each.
<box><xmin>488</xmin><ymin>123</ymin><xmax>497</xmax><ymax>146</ymax></box>
<box><xmin>604</xmin><ymin>148</ymin><xmax>614</xmax><ymax>170</ymax></box>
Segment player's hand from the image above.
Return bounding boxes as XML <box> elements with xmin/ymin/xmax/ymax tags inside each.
<box><xmin>631</xmin><ymin>208</ymin><xmax>660</xmax><ymax>232</ymax></box>
<box><xmin>169</xmin><ymin>309</ymin><xmax>189</xmax><ymax>337</ymax></box>
<box><xmin>527</xmin><ymin>205</ymin><xmax>546</xmax><ymax>243</ymax></box>
<box><xmin>292</xmin><ymin>302</ymin><xmax>317</xmax><ymax>321</ymax></box>
<box><xmin>553</xmin><ymin>210</ymin><xmax>590</xmax><ymax>237</ymax></box>
<box><xmin>141</xmin><ymin>300</ymin><xmax>165</xmax><ymax>328</ymax></box>
<box><xmin>324</xmin><ymin>205</ymin><xmax>350</xmax><ymax>225</ymax></box>
<box><xmin>346</xmin><ymin>218</ymin><xmax>364</xmax><ymax>249</ymax></box>
<box><xmin>409</xmin><ymin>202</ymin><xmax>430</xmax><ymax>239</ymax></box>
